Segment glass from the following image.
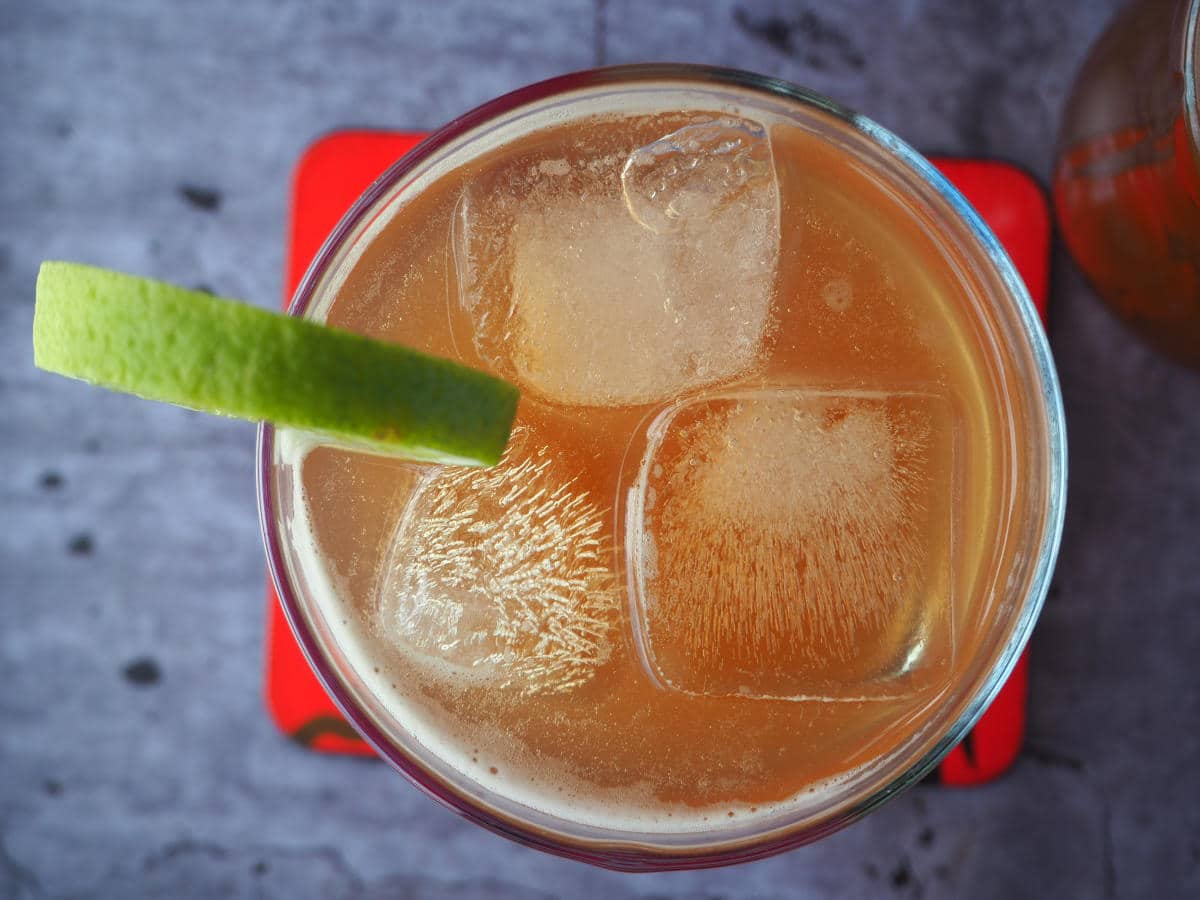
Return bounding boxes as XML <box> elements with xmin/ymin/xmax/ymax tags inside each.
<box><xmin>258</xmin><ymin>65</ymin><xmax>1066</xmax><ymax>870</ymax></box>
<box><xmin>1054</xmin><ymin>0</ymin><xmax>1200</xmax><ymax>369</ymax></box>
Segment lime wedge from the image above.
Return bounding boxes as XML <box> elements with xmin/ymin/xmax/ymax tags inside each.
<box><xmin>33</xmin><ymin>261</ymin><xmax>519</xmax><ymax>466</ymax></box>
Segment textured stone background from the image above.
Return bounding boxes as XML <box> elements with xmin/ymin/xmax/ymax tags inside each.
<box><xmin>3</xmin><ymin>0</ymin><xmax>1199</xmax><ymax>897</ymax></box>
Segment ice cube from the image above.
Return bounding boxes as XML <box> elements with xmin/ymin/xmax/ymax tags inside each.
<box><xmin>451</xmin><ymin>116</ymin><xmax>780</xmax><ymax>407</ymax></box>
<box><xmin>376</xmin><ymin>428</ymin><xmax>619</xmax><ymax>694</ymax></box>
<box><xmin>621</xmin><ymin>118</ymin><xmax>775</xmax><ymax>235</ymax></box>
<box><xmin>624</xmin><ymin>389</ymin><xmax>957</xmax><ymax>702</ymax></box>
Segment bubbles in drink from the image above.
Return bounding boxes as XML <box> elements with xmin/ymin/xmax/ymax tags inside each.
<box><xmin>626</xmin><ymin>389</ymin><xmax>956</xmax><ymax>701</ymax></box>
<box><xmin>376</xmin><ymin>428</ymin><xmax>619</xmax><ymax>694</ymax></box>
<box><xmin>452</xmin><ymin>115</ymin><xmax>780</xmax><ymax>407</ymax></box>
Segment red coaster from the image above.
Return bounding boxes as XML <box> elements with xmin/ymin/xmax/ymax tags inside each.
<box><xmin>265</xmin><ymin>132</ymin><xmax>1052</xmax><ymax>784</ymax></box>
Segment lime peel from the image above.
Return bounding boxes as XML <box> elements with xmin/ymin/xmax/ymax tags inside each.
<box><xmin>33</xmin><ymin>261</ymin><xmax>519</xmax><ymax>466</ymax></box>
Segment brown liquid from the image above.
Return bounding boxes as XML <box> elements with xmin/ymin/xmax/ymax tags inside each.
<box><xmin>291</xmin><ymin>113</ymin><xmax>1004</xmax><ymax>825</ymax></box>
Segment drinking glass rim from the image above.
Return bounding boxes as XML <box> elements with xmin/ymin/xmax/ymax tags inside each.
<box><xmin>256</xmin><ymin>63</ymin><xmax>1068</xmax><ymax>870</ymax></box>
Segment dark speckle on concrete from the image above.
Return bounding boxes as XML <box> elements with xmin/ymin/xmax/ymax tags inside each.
<box><xmin>43</xmin><ymin>779</ymin><xmax>64</xmax><ymax>796</ymax></box>
<box><xmin>732</xmin><ymin>7</ymin><xmax>864</xmax><ymax>70</ymax></box>
<box><xmin>67</xmin><ymin>532</ymin><xmax>94</xmax><ymax>556</ymax></box>
<box><xmin>733</xmin><ymin>9</ymin><xmax>791</xmax><ymax>54</ymax></box>
<box><xmin>52</xmin><ymin>121</ymin><xmax>74</xmax><ymax>140</ymax></box>
<box><xmin>251</xmin><ymin>860</ymin><xmax>269</xmax><ymax>876</ymax></box>
<box><xmin>891</xmin><ymin>859</ymin><xmax>913</xmax><ymax>889</ymax></box>
<box><xmin>122</xmin><ymin>657</ymin><xmax>162</xmax><ymax>687</ymax></box>
<box><xmin>0</xmin><ymin>243</ymin><xmax>9</xmax><ymax>273</ymax></box>
<box><xmin>179</xmin><ymin>184</ymin><xmax>222</xmax><ymax>211</ymax></box>
<box><xmin>82</xmin><ymin>437</ymin><xmax>101</xmax><ymax>453</ymax></box>
<box><xmin>864</xmin><ymin>862</ymin><xmax>880</xmax><ymax>880</ymax></box>
<box><xmin>918</xmin><ymin>826</ymin><xmax>935</xmax><ymax>848</ymax></box>
<box><xmin>40</xmin><ymin>470</ymin><xmax>64</xmax><ymax>490</ymax></box>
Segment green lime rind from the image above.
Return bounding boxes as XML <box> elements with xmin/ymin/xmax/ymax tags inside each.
<box><xmin>33</xmin><ymin>261</ymin><xmax>519</xmax><ymax>466</ymax></box>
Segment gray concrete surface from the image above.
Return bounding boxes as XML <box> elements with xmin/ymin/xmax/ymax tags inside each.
<box><xmin>2</xmin><ymin>0</ymin><xmax>1198</xmax><ymax>897</ymax></box>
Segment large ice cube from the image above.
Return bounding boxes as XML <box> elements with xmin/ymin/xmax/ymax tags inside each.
<box><xmin>625</xmin><ymin>389</ymin><xmax>957</xmax><ymax>701</ymax></box>
<box><xmin>376</xmin><ymin>429</ymin><xmax>619</xmax><ymax>694</ymax></box>
<box><xmin>452</xmin><ymin>116</ymin><xmax>780</xmax><ymax>407</ymax></box>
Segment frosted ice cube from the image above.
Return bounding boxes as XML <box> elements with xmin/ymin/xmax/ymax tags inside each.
<box><xmin>624</xmin><ymin>389</ymin><xmax>957</xmax><ymax>702</ymax></box>
<box><xmin>376</xmin><ymin>429</ymin><xmax>619</xmax><ymax>694</ymax></box>
<box><xmin>451</xmin><ymin>117</ymin><xmax>780</xmax><ymax>407</ymax></box>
